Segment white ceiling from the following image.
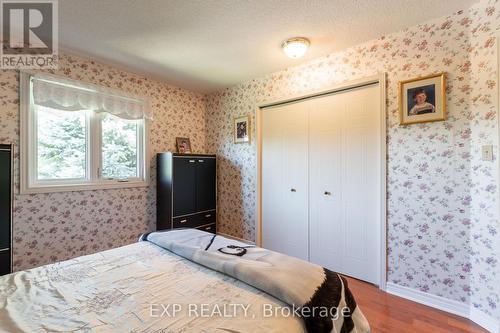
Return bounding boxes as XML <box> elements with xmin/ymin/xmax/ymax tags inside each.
<box><xmin>59</xmin><ymin>0</ymin><xmax>476</xmax><ymax>93</ymax></box>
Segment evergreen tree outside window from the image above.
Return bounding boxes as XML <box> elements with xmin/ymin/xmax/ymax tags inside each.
<box><xmin>101</xmin><ymin>113</ymin><xmax>139</xmax><ymax>179</ymax></box>
<box><xmin>36</xmin><ymin>106</ymin><xmax>87</xmax><ymax>180</ymax></box>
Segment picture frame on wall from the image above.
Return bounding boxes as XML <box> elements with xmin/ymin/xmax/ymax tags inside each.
<box><xmin>176</xmin><ymin>137</ymin><xmax>192</xmax><ymax>154</ymax></box>
<box><xmin>399</xmin><ymin>72</ymin><xmax>446</xmax><ymax>125</ymax></box>
<box><xmin>234</xmin><ymin>115</ymin><xmax>250</xmax><ymax>144</ymax></box>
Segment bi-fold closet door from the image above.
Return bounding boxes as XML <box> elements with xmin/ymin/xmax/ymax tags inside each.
<box><xmin>262</xmin><ymin>101</ymin><xmax>309</xmax><ymax>261</ymax></box>
<box><xmin>262</xmin><ymin>84</ymin><xmax>381</xmax><ymax>285</ymax></box>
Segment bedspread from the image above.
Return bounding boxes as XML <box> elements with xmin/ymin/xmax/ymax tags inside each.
<box><xmin>0</xmin><ymin>241</ymin><xmax>304</xmax><ymax>332</ymax></box>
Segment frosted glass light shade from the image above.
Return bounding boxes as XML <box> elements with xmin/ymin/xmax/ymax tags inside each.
<box><xmin>282</xmin><ymin>37</ymin><xmax>310</xmax><ymax>59</ymax></box>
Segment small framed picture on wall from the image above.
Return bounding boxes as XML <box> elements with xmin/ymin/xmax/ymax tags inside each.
<box><xmin>399</xmin><ymin>72</ymin><xmax>446</xmax><ymax>125</ymax></box>
<box><xmin>234</xmin><ymin>115</ymin><xmax>250</xmax><ymax>144</ymax></box>
<box><xmin>176</xmin><ymin>137</ymin><xmax>192</xmax><ymax>154</ymax></box>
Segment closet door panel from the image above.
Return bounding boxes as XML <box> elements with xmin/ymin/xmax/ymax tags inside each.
<box><xmin>308</xmin><ymin>94</ymin><xmax>344</xmax><ymax>270</ymax></box>
<box><xmin>343</xmin><ymin>127</ymin><xmax>368</xmax><ymax>262</ymax></box>
<box><xmin>340</xmin><ymin>86</ymin><xmax>380</xmax><ymax>284</ymax></box>
<box><xmin>262</xmin><ymin>102</ymin><xmax>309</xmax><ymax>261</ymax></box>
<box><xmin>308</xmin><ymin>85</ymin><xmax>380</xmax><ymax>284</ymax></box>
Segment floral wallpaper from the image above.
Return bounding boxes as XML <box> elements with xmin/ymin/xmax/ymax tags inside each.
<box><xmin>0</xmin><ymin>0</ymin><xmax>498</xmax><ymax>326</ymax></box>
<box><xmin>0</xmin><ymin>53</ymin><xmax>207</xmax><ymax>271</ymax></box>
<box><xmin>205</xmin><ymin>0</ymin><xmax>500</xmax><ymax>321</ymax></box>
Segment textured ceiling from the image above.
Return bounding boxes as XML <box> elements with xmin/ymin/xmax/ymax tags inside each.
<box><xmin>59</xmin><ymin>0</ymin><xmax>476</xmax><ymax>93</ymax></box>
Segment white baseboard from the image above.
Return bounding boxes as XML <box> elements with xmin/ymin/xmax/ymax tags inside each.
<box><xmin>216</xmin><ymin>232</ymin><xmax>255</xmax><ymax>245</ymax></box>
<box><xmin>386</xmin><ymin>282</ymin><xmax>469</xmax><ymax>317</ymax></box>
<box><xmin>386</xmin><ymin>283</ymin><xmax>499</xmax><ymax>333</ymax></box>
<box><xmin>470</xmin><ymin>308</ymin><xmax>500</xmax><ymax>333</ymax></box>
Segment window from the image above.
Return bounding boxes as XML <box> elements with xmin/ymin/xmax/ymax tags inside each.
<box><xmin>101</xmin><ymin>113</ymin><xmax>139</xmax><ymax>179</ymax></box>
<box><xmin>37</xmin><ymin>106</ymin><xmax>87</xmax><ymax>180</ymax></box>
<box><xmin>20</xmin><ymin>72</ymin><xmax>150</xmax><ymax>193</ymax></box>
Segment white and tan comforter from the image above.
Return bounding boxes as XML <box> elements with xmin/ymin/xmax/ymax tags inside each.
<box><xmin>143</xmin><ymin>229</ymin><xmax>369</xmax><ymax>333</ymax></box>
<box><xmin>0</xmin><ymin>241</ymin><xmax>305</xmax><ymax>332</ymax></box>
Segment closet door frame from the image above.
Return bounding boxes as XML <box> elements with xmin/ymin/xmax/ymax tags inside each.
<box><xmin>255</xmin><ymin>73</ymin><xmax>387</xmax><ymax>290</ymax></box>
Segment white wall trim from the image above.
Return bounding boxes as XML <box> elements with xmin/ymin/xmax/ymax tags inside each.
<box><xmin>387</xmin><ymin>282</ymin><xmax>468</xmax><ymax>317</ymax></box>
<box><xmin>257</xmin><ymin>74</ymin><xmax>382</xmax><ymax>108</ymax></box>
<box><xmin>470</xmin><ymin>308</ymin><xmax>500</xmax><ymax>333</ymax></box>
<box><xmin>387</xmin><ymin>282</ymin><xmax>499</xmax><ymax>333</ymax></box>
<box><xmin>378</xmin><ymin>73</ymin><xmax>387</xmax><ymax>291</ymax></box>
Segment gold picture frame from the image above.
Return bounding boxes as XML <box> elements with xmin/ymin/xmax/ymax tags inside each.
<box><xmin>234</xmin><ymin>115</ymin><xmax>250</xmax><ymax>144</ymax></box>
<box><xmin>398</xmin><ymin>72</ymin><xmax>446</xmax><ymax>125</ymax></box>
<box><xmin>175</xmin><ymin>137</ymin><xmax>192</xmax><ymax>154</ymax></box>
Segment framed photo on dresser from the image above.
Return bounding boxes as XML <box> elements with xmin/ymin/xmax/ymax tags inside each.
<box><xmin>176</xmin><ymin>137</ymin><xmax>192</xmax><ymax>154</ymax></box>
<box><xmin>399</xmin><ymin>72</ymin><xmax>446</xmax><ymax>125</ymax></box>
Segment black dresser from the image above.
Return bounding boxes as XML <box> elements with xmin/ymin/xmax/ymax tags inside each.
<box><xmin>157</xmin><ymin>153</ymin><xmax>216</xmax><ymax>233</ymax></box>
<box><xmin>0</xmin><ymin>144</ymin><xmax>12</xmax><ymax>276</ymax></box>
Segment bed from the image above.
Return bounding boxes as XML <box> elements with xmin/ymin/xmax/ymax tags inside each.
<box><xmin>0</xmin><ymin>229</ymin><xmax>370</xmax><ymax>333</ymax></box>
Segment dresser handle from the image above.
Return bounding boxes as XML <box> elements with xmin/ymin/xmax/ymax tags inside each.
<box><xmin>198</xmin><ymin>160</ymin><xmax>204</xmax><ymax>163</ymax></box>
<box><xmin>180</xmin><ymin>219</ymin><xmax>187</xmax><ymax>224</ymax></box>
<box><xmin>205</xmin><ymin>214</ymin><xmax>211</xmax><ymax>218</ymax></box>
<box><xmin>290</xmin><ymin>188</ymin><xmax>297</xmax><ymax>192</ymax></box>
<box><xmin>324</xmin><ymin>191</ymin><xmax>331</xmax><ymax>196</ymax></box>
<box><xmin>189</xmin><ymin>160</ymin><xmax>195</xmax><ymax>163</ymax></box>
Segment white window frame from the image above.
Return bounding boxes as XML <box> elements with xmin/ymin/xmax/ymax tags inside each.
<box><xmin>20</xmin><ymin>71</ymin><xmax>150</xmax><ymax>194</ymax></box>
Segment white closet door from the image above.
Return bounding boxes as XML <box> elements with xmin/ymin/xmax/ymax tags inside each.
<box><xmin>262</xmin><ymin>101</ymin><xmax>309</xmax><ymax>261</ymax></box>
<box><xmin>308</xmin><ymin>92</ymin><xmax>343</xmax><ymax>272</ymax></box>
<box><xmin>309</xmin><ymin>85</ymin><xmax>381</xmax><ymax>284</ymax></box>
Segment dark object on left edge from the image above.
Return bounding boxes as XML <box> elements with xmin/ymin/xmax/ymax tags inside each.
<box><xmin>0</xmin><ymin>144</ymin><xmax>12</xmax><ymax>276</ymax></box>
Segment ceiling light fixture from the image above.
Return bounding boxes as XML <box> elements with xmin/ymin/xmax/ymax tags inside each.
<box><xmin>281</xmin><ymin>37</ymin><xmax>310</xmax><ymax>59</ymax></box>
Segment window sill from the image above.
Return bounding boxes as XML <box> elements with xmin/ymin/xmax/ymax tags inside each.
<box><xmin>20</xmin><ymin>179</ymin><xmax>149</xmax><ymax>194</ymax></box>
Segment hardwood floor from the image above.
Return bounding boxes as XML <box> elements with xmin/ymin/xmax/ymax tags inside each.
<box><xmin>344</xmin><ymin>277</ymin><xmax>488</xmax><ymax>333</ymax></box>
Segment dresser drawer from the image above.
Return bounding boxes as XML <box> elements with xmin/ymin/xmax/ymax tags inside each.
<box><xmin>172</xmin><ymin>211</ymin><xmax>216</xmax><ymax>229</ymax></box>
<box><xmin>196</xmin><ymin>223</ymin><xmax>216</xmax><ymax>234</ymax></box>
<box><xmin>0</xmin><ymin>249</ymin><xmax>11</xmax><ymax>276</ymax></box>
<box><xmin>196</xmin><ymin>211</ymin><xmax>216</xmax><ymax>226</ymax></box>
<box><xmin>172</xmin><ymin>215</ymin><xmax>199</xmax><ymax>229</ymax></box>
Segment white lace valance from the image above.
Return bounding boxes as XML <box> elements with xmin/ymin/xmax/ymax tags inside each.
<box><xmin>31</xmin><ymin>73</ymin><xmax>152</xmax><ymax>120</ymax></box>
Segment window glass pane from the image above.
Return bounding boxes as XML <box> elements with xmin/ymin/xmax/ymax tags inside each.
<box><xmin>101</xmin><ymin>113</ymin><xmax>139</xmax><ymax>179</ymax></box>
<box><xmin>36</xmin><ymin>106</ymin><xmax>87</xmax><ymax>180</ymax></box>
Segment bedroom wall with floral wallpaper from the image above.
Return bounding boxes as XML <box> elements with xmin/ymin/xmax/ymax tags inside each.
<box><xmin>205</xmin><ymin>0</ymin><xmax>500</xmax><ymax>321</ymax></box>
<box><xmin>0</xmin><ymin>54</ymin><xmax>207</xmax><ymax>271</ymax></box>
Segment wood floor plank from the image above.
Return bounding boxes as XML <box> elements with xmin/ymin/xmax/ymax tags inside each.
<box><xmin>344</xmin><ymin>277</ymin><xmax>488</xmax><ymax>333</ymax></box>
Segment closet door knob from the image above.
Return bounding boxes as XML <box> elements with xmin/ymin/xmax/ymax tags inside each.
<box><xmin>324</xmin><ymin>191</ymin><xmax>331</xmax><ymax>196</ymax></box>
<box><xmin>290</xmin><ymin>188</ymin><xmax>297</xmax><ymax>192</ymax></box>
